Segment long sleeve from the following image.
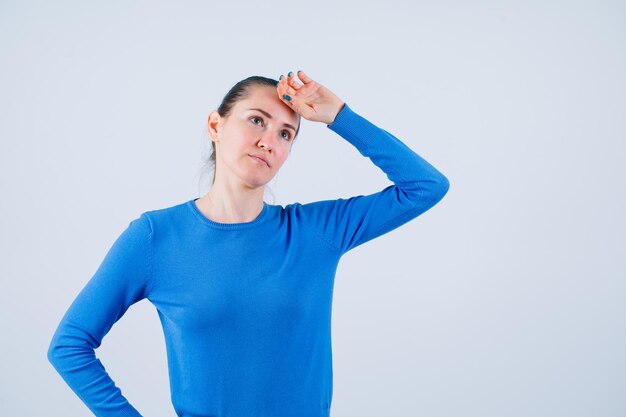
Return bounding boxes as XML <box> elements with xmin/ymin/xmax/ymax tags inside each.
<box><xmin>47</xmin><ymin>213</ymin><xmax>153</xmax><ymax>417</ymax></box>
<box><xmin>301</xmin><ymin>102</ymin><xmax>450</xmax><ymax>256</ymax></box>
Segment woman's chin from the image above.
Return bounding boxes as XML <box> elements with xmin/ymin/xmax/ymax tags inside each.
<box><xmin>244</xmin><ymin>172</ymin><xmax>272</xmax><ymax>188</ymax></box>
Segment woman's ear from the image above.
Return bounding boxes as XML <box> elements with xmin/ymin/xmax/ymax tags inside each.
<box><xmin>207</xmin><ymin>111</ymin><xmax>222</xmax><ymax>142</ymax></box>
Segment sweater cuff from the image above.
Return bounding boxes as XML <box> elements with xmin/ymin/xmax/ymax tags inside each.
<box><xmin>327</xmin><ymin>103</ymin><xmax>381</xmax><ymax>152</ymax></box>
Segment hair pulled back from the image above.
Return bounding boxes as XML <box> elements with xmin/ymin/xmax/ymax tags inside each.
<box><xmin>196</xmin><ymin>76</ymin><xmax>301</xmax><ymax>200</ymax></box>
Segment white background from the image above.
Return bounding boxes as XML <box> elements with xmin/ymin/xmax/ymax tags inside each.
<box><xmin>1</xmin><ymin>0</ymin><xmax>624</xmax><ymax>416</ymax></box>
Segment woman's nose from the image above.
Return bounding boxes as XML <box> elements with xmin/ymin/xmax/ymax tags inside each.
<box><xmin>259</xmin><ymin>130</ymin><xmax>278</xmax><ymax>148</ymax></box>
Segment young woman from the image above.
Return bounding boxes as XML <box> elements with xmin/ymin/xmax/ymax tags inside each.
<box><xmin>47</xmin><ymin>70</ymin><xmax>450</xmax><ymax>417</ymax></box>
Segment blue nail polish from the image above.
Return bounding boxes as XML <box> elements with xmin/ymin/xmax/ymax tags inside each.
<box><xmin>279</xmin><ymin>75</ymin><xmax>283</xmax><ymax>80</ymax></box>
<box><xmin>288</xmin><ymin>71</ymin><xmax>293</xmax><ymax>77</ymax></box>
<box><xmin>283</xmin><ymin>95</ymin><xmax>291</xmax><ymax>101</ymax></box>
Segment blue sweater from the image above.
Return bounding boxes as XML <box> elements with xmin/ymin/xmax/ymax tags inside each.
<box><xmin>47</xmin><ymin>103</ymin><xmax>450</xmax><ymax>417</ymax></box>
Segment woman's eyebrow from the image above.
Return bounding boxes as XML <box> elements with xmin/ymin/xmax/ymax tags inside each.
<box><xmin>248</xmin><ymin>108</ymin><xmax>296</xmax><ymax>132</ymax></box>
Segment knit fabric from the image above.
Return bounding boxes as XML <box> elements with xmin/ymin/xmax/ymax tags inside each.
<box><xmin>48</xmin><ymin>103</ymin><xmax>450</xmax><ymax>417</ymax></box>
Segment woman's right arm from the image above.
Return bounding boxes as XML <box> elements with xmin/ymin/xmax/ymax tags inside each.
<box><xmin>47</xmin><ymin>213</ymin><xmax>153</xmax><ymax>417</ymax></box>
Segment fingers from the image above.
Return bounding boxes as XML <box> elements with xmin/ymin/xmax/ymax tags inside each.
<box><xmin>287</xmin><ymin>72</ymin><xmax>302</xmax><ymax>91</ymax></box>
<box><xmin>276</xmin><ymin>78</ymin><xmax>295</xmax><ymax>108</ymax></box>
<box><xmin>277</xmin><ymin>74</ymin><xmax>299</xmax><ymax>101</ymax></box>
<box><xmin>284</xmin><ymin>93</ymin><xmax>314</xmax><ymax>120</ymax></box>
<box><xmin>296</xmin><ymin>70</ymin><xmax>314</xmax><ymax>85</ymax></box>
<box><xmin>276</xmin><ymin>70</ymin><xmax>310</xmax><ymax>111</ymax></box>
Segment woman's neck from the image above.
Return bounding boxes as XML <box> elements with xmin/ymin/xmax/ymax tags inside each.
<box><xmin>195</xmin><ymin>187</ymin><xmax>265</xmax><ymax>224</ymax></box>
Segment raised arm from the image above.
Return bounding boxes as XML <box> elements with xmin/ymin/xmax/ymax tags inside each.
<box><xmin>277</xmin><ymin>70</ymin><xmax>449</xmax><ymax>256</ymax></box>
<box><xmin>299</xmin><ymin>102</ymin><xmax>450</xmax><ymax>255</ymax></box>
<box><xmin>47</xmin><ymin>213</ymin><xmax>153</xmax><ymax>417</ymax></box>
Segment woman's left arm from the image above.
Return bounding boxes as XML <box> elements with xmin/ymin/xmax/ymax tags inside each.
<box><xmin>300</xmin><ymin>102</ymin><xmax>449</xmax><ymax>255</ymax></box>
<box><xmin>277</xmin><ymin>71</ymin><xmax>450</xmax><ymax>256</ymax></box>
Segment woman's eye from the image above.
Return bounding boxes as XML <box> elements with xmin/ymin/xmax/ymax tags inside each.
<box><xmin>251</xmin><ymin>116</ymin><xmax>291</xmax><ymax>141</ymax></box>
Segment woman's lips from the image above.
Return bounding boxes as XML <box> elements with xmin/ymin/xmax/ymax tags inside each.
<box><xmin>249</xmin><ymin>154</ymin><xmax>269</xmax><ymax>167</ymax></box>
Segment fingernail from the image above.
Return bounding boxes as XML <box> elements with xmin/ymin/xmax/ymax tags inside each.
<box><xmin>283</xmin><ymin>95</ymin><xmax>291</xmax><ymax>101</ymax></box>
<box><xmin>288</xmin><ymin>71</ymin><xmax>293</xmax><ymax>77</ymax></box>
<box><xmin>279</xmin><ymin>75</ymin><xmax>283</xmax><ymax>80</ymax></box>
<box><xmin>297</xmin><ymin>70</ymin><xmax>302</xmax><ymax>74</ymax></box>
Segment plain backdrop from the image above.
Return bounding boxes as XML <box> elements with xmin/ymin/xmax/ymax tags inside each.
<box><xmin>1</xmin><ymin>1</ymin><xmax>624</xmax><ymax>416</ymax></box>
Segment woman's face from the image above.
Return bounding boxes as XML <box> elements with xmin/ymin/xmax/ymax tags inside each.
<box><xmin>208</xmin><ymin>85</ymin><xmax>299</xmax><ymax>189</ymax></box>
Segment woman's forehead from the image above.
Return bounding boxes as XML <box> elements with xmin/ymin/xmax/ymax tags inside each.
<box><xmin>237</xmin><ymin>90</ymin><xmax>298</xmax><ymax>125</ymax></box>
